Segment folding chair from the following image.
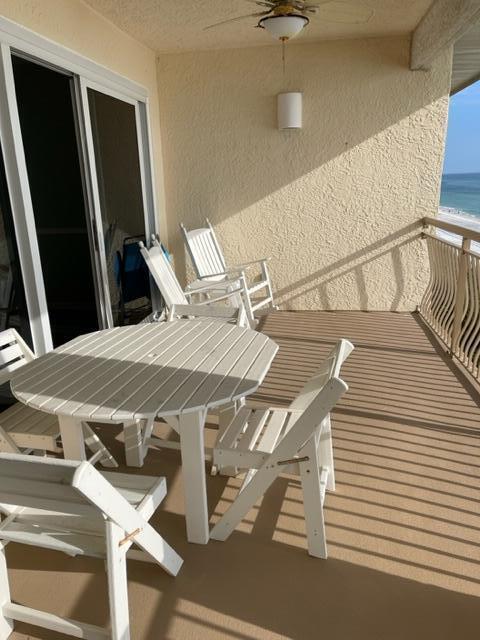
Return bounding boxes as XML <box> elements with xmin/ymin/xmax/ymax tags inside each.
<box><xmin>0</xmin><ymin>328</ymin><xmax>117</xmax><ymax>467</ymax></box>
<box><xmin>180</xmin><ymin>218</ymin><xmax>277</xmax><ymax>324</ymax></box>
<box><xmin>139</xmin><ymin>237</ymin><xmax>249</xmax><ymax>327</ymax></box>
<box><xmin>210</xmin><ymin>339</ymin><xmax>353</xmax><ymax>558</ymax></box>
<box><xmin>0</xmin><ymin>453</ymin><xmax>182</xmax><ymax>639</ymax></box>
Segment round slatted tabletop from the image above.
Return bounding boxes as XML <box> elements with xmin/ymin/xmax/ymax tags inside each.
<box><xmin>11</xmin><ymin>321</ymin><xmax>279</xmax><ymax>422</ymax></box>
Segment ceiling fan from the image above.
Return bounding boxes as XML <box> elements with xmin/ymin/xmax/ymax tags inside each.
<box><xmin>204</xmin><ymin>1</ymin><xmax>374</xmax><ymax>41</ymax></box>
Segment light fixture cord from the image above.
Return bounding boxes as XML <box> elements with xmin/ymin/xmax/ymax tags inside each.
<box><xmin>281</xmin><ymin>37</ymin><xmax>286</xmax><ymax>77</ymax></box>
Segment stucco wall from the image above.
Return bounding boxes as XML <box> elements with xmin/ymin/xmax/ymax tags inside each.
<box><xmin>0</xmin><ymin>0</ymin><xmax>167</xmax><ymax>236</ymax></box>
<box><xmin>157</xmin><ymin>37</ymin><xmax>451</xmax><ymax>310</ymax></box>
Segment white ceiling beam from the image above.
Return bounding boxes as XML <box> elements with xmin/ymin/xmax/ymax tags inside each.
<box><xmin>411</xmin><ymin>0</ymin><xmax>480</xmax><ymax>71</ymax></box>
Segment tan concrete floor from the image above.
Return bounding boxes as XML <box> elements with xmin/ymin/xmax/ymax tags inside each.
<box><xmin>6</xmin><ymin>311</ymin><xmax>480</xmax><ymax>639</ymax></box>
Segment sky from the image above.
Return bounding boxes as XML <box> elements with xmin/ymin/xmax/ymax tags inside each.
<box><xmin>443</xmin><ymin>80</ymin><xmax>480</xmax><ymax>175</ymax></box>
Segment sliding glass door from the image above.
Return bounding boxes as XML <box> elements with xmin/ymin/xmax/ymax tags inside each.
<box><xmin>0</xmin><ymin>27</ymin><xmax>158</xmax><ymax>353</ymax></box>
<box><xmin>11</xmin><ymin>55</ymin><xmax>100</xmax><ymax>346</ymax></box>
<box><xmin>85</xmin><ymin>86</ymin><xmax>152</xmax><ymax>326</ymax></box>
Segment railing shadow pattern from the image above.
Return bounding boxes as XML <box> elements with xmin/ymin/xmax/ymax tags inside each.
<box><xmin>4</xmin><ymin>310</ymin><xmax>480</xmax><ymax>640</ymax></box>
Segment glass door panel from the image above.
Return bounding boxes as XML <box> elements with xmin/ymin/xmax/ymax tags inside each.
<box><xmin>87</xmin><ymin>88</ymin><xmax>151</xmax><ymax>325</ymax></box>
<box><xmin>11</xmin><ymin>55</ymin><xmax>100</xmax><ymax>347</ymax></box>
<box><xmin>0</xmin><ymin>147</ymin><xmax>32</xmax><ymax>407</ymax></box>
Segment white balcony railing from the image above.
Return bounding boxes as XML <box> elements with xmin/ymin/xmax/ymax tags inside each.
<box><xmin>420</xmin><ymin>216</ymin><xmax>480</xmax><ymax>378</ymax></box>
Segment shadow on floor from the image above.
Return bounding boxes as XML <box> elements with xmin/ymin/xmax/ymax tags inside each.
<box><xmin>8</xmin><ymin>311</ymin><xmax>480</xmax><ymax>640</ymax></box>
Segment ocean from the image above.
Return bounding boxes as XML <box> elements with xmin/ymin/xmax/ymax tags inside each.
<box><xmin>440</xmin><ymin>173</ymin><xmax>480</xmax><ymax>218</ymax></box>
<box><xmin>439</xmin><ymin>173</ymin><xmax>480</xmax><ymax>246</ymax></box>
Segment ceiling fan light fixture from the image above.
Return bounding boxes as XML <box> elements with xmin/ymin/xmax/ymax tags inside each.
<box><xmin>258</xmin><ymin>14</ymin><xmax>309</xmax><ymax>41</ymax></box>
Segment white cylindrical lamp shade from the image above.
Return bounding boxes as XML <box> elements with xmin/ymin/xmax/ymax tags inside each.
<box><xmin>277</xmin><ymin>92</ymin><xmax>302</xmax><ymax>130</ymax></box>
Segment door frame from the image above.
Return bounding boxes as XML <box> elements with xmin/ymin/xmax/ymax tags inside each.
<box><xmin>0</xmin><ymin>16</ymin><xmax>160</xmax><ymax>353</ymax></box>
<box><xmin>79</xmin><ymin>78</ymin><xmax>158</xmax><ymax>328</ymax></box>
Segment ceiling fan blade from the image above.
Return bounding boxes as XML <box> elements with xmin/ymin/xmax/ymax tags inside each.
<box><xmin>296</xmin><ymin>0</ymin><xmax>342</xmax><ymax>7</ymax></box>
<box><xmin>204</xmin><ymin>10</ymin><xmax>271</xmax><ymax>31</ymax></box>
<box><xmin>317</xmin><ymin>1</ymin><xmax>374</xmax><ymax>24</ymax></box>
<box><xmin>293</xmin><ymin>0</ymin><xmax>343</xmax><ymax>12</ymax></box>
<box><xmin>244</xmin><ymin>0</ymin><xmax>276</xmax><ymax>7</ymax></box>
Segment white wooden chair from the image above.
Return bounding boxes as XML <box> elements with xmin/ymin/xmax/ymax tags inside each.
<box><xmin>0</xmin><ymin>453</ymin><xmax>182</xmax><ymax>640</ymax></box>
<box><xmin>139</xmin><ymin>237</ymin><xmax>249</xmax><ymax>327</ymax></box>
<box><xmin>210</xmin><ymin>339</ymin><xmax>353</xmax><ymax>558</ymax></box>
<box><xmin>0</xmin><ymin>328</ymin><xmax>117</xmax><ymax>467</ymax></box>
<box><xmin>180</xmin><ymin>219</ymin><xmax>277</xmax><ymax>324</ymax></box>
<box><xmin>137</xmin><ymin>240</ymin><xmax>248</xmax><ymax>461</ymax></box>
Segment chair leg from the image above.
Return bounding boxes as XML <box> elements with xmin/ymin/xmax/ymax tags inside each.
<box><xmin>299</xmin><ymin>438</ymin><xmax>328</xmax><ymax>559</ymax></box>
<box><xmin>215</xmin><ymin>402</ymin><xmax>239</xmax><ymax>477</ymax></box>
<box><xmin>262</xmin><ymin>263</ymin><xmax>276</xmax><ymax>310</ymax></box>
<box><xmin>106</xmin><ymin>521</ymin><xmax>130</xmax><ymax>640</ymax></box>
<box><xmin>0</xmin><ymin>543</ymin><xmax>13</xmax><ymax>639</ymax></box>
<box><xmin>241</xmin><ymin>290</ymin><xmax>255</xmax><ymax>328</ymax></box>
<box><xmin>82</xmin><ymin>423</ymin><xmax>118</xmax><ymax>468</ymax></box>
<box><xmin>318</xmin><ymin>415</ymin><xmax>335</xmax><ymax>491</ymax></box>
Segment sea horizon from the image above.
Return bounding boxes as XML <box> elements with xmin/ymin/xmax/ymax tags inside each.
<box><xmin>443</xmin><ymin>171</ymin><xmax>480</xmax><ymax>175</ymax></box>
<box><xmin>440</xmin><ymin>172</ymin><xmax>480</xmax><ymax>218</ymax></box>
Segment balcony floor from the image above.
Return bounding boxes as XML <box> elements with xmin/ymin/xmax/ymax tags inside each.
<box><xmin>8</xmin><ymin>311</ymin><xmax>480</xmax><ymax>640</ymax></box>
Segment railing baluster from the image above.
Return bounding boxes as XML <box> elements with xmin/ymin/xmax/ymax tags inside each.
<box><xmin>450</xmin><ymin>237</ymin><xmax>471</xmax><ymax>356</ymax></box>
<box><xmin>421</xmin><ymin>216</ymin><xmax>480</xmax><ymax>380</ymax></box>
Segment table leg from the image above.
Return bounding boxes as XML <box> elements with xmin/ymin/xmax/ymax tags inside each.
<box><xmin>58</xmin><ymin>416</ymin><xmax>86</xmax><ymax>461</ymax></box>
<box><xmin>179</xmin><ymin>410</ymin><xmax>209</xmax><ymax>544</ymax></box>
<box><xmin>124</xmin><ymin>420</ymin><xmax>146</xmax><ymax>467</ymax></box>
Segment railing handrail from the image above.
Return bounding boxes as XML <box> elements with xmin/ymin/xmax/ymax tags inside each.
<box><xmin>421</xmin><ymin>231</ymin><xmax>480</xmax><ymax>257</ymax></box>
<box><xmin>423</xmin><ymin>216</ymin><xmax>480</xmax><ymax>243</ymax></box>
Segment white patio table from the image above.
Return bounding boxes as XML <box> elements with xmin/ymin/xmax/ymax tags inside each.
<box><xmin>10</xmin><ymin>321</ymin><xmax>278</xmax><ymax>544</ymax></box>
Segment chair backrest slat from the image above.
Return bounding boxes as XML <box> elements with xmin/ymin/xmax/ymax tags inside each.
<box><xmin>180</xmin><ymin>220</ymin><xmax>226</xmax><ymax>278</ymax></box>
<box><xmin>269</xmin><ymin>339</ymin><xmax>353</xmax><ymax>456</ymax></box>
<box><xmin>0</xmin><ymin>454</ymin><xmax>136</xmax><ymax>526</ymax></box>
<box><xmin>273</xmin><ymin>377</ymin><xmax>348</xmax><ymax>463</ymax></box>
<box><xmin>289</xmin><ymin>339</ymin><xmax>354</xmax><ymax>412</ymax></box>
<box><xmin>0</xmin><ymin>329</ymin><xmax>35</xmax><ymax>386</ymax></box>
<box><xmin>139</xmin><ymin>240</ymin><xmax>188</xmax><ymax>308</ymax></box>
<box><xmin>0</xmin><ymin>454</ymin><xmax>87</xmax><ymax>515</ymax></box>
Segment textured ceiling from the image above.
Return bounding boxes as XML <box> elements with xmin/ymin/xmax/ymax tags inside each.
<box><xmin>83</xmin><ymin>0</ymin><xmax>434</xmax><ymax>53</ymax></box>
<box><xmin>451</xmin><ymin>21</ymin><xmax>480</xmax><ymax>94</ymax></box>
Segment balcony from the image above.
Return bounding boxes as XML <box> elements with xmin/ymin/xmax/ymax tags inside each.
<box><xmin>6</xmin><ymin>309</ymin><xmax>480</xmax><ymax>640</ymax></box>
<box><xmin>0</xmin><ymin>2</ymin><xmax>480</xmax><ymax>639</ymax></box>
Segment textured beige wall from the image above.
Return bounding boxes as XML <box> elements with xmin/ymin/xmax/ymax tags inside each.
<box><xmin>0</xmin><ymin>0</ymin><xmax>167</xmax><ymax>236</ymax></box>
<box><xmin>157</xmin><ymin>37</ymin><xmax>452</xmax><ymax>311</ymax></box>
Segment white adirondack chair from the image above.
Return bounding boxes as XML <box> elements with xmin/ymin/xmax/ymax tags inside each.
<box><xmin>139</xmin><ymin>237</ymin><xmax>249</xmax><ymax>327</ymax></box>
<box><xmin>180</xmin><ymin>219</ymin><xmax>276</xmax><ymax>324</ymax></box>
<box><xmin>210</xmin><ymin>339</ymin><xmax>353</xmax><ymax>558</ymax></box>
<box><xmin>0</xmin><ymin>453</ymin><xmax>182</xmax><ymax>640</ymax></box>
<box><xmin>0</xmin><ymin>328</ymin><xmax>117</xmax><ymax>467</ymax></box>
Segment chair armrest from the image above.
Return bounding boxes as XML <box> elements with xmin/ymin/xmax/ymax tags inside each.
<box><xmin>196</xmin><ymin>272</ymin><xmax>232</xmax><ymax>279</ymax></box>
<box><xmin>169</xmin><ymin>304</ymin><xmax>240</xmax><ymax>322</ymax></box>
<box><xmin>184</xmin><ymin>278</ymin><xmax>244</xmax><ymax>296</ymax></box>
<box><xmin>230</xmin><ymin>258</ymin><xmax>270</xmax><ymax>270</ymax></box>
